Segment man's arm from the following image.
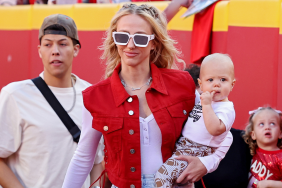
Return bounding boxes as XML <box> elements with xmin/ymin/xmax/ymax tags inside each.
<box><xmin>0</xmin><ymin>158</ymin><xmax>24</xmax><ymax>188</ymax></box>
<box><xmin>0</xmin><ymin>90</ymin><xmax>23</xmax><ymax>188</ymax></box>
<box><xmin>163</xmin><ymin>0</ymin><xmax>193</xmax><ymax>23</ymax></box>
<box><xmin>175</xmin><ymin>131</ymin><xmax>233</xmax><ymax>183</ymax></box>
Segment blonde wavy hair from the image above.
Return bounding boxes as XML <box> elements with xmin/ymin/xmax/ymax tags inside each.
<box><xmin>242</xmin><ymin>107</ymin><xmax>282</xmax><ymax>156</ymax></box>
<box><xmin>100</xmin><ymin>3</ymin><xmax>185</xmax><ymax>78</ymax></box>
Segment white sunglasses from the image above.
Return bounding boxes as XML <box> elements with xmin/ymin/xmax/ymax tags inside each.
<box><xmin>112</xmin><ymin>32</ymin><xmax>155</xmax><ymax>47</ymax></box>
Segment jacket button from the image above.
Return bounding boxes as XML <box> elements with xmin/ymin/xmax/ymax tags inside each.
<box><xmin>183</xmin><ymin>110</ymin><xmax>187</xmax><ymax>115</ymax></box>
<box><xmin>127</xmin><ymin>97</ymin><xmax>133</xmax><ymax>102</ymax></box>
<box><xmin>129</xmin><ymin>129</ymin><xmax>134</xmax><ymax>135</ymax></box>
<box><xmin>130</xmin><ymin>167</ymin><xmax>136</xmax><ymax>172</ymax></box>
<box><xmin>130</xmin><ymin>149</ymin><xmax>135</xmax><ymax>154</ymax></box>
<box><xmin>128</xmin><ymin>110</ymin><xmax>134</xmax><ymax>115</ymax></box>
<box><xmin>103</xmin><ymin>126</ymin><xmax>108</xmax><ymax>131</ymax></box>
<box><xmin>130</xmin><ymin>185</ymin><xmax>135</xmax><ymax>188</ymax></box>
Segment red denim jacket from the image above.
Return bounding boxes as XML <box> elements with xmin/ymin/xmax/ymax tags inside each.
<box><xmin>83</xmin><ymin>63</ymin><xmax>195</xmax><ymax>188</ymax></box>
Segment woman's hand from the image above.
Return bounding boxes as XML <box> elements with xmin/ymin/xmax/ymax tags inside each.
<box><xmin>175</xmin><ymin>155</ymin><xmax>207</xmax><ymax>184</ymax></box>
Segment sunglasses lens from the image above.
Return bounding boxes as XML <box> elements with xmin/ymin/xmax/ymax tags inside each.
<box><xmin>115</xmin><ymin>33</ymin><xmax>129</xmax><ymax>44</ymax></box>
<box><xmin>134</xmin><ymin>35</ymin><xmax>148</xmax><ymax>46</ymax></box>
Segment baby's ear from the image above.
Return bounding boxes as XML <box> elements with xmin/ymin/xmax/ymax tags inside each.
<box><xmin>198</xmin><ymin>78</ymin><xmax>202</xmax><ymax>90</ymax></box>
<box><xmin>231</xmin><ymin>79</ymin><xmax>236</xmax><ymax>90</ymax></box>
<box><xmin>251</xmin><ymin>131</ymin><xmax>256</xmax><ymax>140</ymax></box>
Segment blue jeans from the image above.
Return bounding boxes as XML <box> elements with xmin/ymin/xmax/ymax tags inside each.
<box><xmin>111</xmin><ymin>174</ymin><xmax>155</xmax><ymax>188</ymax></box>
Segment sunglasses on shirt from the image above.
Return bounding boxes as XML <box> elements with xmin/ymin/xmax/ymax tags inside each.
<box><xmin>112</xmin><ymin>32</ymin><xmax>155</xmax><ymax>47</ymax></box>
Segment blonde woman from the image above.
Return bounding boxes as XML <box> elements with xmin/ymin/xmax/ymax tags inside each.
<box><xmin>62</xmin><ymin>4</ymin><xmax>232</xmax><ymax>188</ymax></box>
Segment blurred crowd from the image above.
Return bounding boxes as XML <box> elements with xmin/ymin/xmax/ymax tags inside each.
<box><xmin>0</xmin><ymin>0</ymin><xmax>167</xmax><ymax>6</ymax></box>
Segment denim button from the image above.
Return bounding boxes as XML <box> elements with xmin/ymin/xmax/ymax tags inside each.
<box><xmin>130</xmin><ymin>149</ymin><xmax>135</xmax><ymax>154</ymax></box>
<box><xmin>128</xmin><ymin>110</ymin><xmax>134</xmax><ymax>115</ymax></box>
<box><xmin>130</xmin><ymin>167</ymin><xmax>136</xmax><ymax>172</ymax></box>
<box><xmin>130</xmin><ymin>185</ymin><xmax>135</xmax><ymax>188</ymax></box>
<box><xmin>129</xmin><ymin>129</ymin><xmax>134</xmax><ymax>135</ymax></box>
<box><xmin>127</xmin><ymin>97</ymin><xmax>133</xmax><ymax>102</ymax></box>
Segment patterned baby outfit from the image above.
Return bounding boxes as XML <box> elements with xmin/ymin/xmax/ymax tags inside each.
<box><xmin>155</xmin><ymin>137</ymin><xmax>216</xmax><ymax>187</ymax></box>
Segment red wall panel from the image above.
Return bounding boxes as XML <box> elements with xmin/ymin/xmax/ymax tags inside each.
<box><xmin>0</xmin><ymin>30</ymin><xmax>31</xmax><ymax>88</ymax></box>
<box><xmin>30</xmin><ymin>29</ymin><xmax>44</xmax><ymax>78</ymax></box>
<box><xmin>226</xmin><ymin>26</ymin><xmax>279</xmax><ymax>129</ymax></box>
<box><xmin>211</xmin><ymin>31</ymin><xmax>228</xmax><ymax>54</ymax></box>
<box><xmin>169</xmin><ymin>30</ymin><xmax>192</xmax><ymax>66</ymax></box>
<box><xmin>72</xmin><ymin>31</ymin><xmax>105</xmax><ymax>84</ymax></box>
<box><xmin>277</xmin><ymin>35</ymin><xmax>282</xmax><ymax>110</ymax></box>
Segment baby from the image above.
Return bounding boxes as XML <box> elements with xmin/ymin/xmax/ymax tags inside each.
<box><xmin>155</xmin><ymin>53</ymin><xmax>236</xmax><ymax>187</ymax></box>
<box><xmin>243</xmin><ymin>107</ymin><xmax>282</xmax><ymax>188</ymax></box>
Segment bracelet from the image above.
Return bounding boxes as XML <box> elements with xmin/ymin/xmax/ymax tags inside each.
<box><xmin>92</xmin><ymin>186</ymin><xmax>100</xmax><ymax>188</ymax></box>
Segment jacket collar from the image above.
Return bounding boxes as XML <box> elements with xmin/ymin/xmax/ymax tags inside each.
<box><xmin>111</xmin><ymin>63</ymin><xmax>168</xmax><ymax>107</ymax></box>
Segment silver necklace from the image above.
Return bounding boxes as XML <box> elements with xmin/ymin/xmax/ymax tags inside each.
<box><xmin>121</xmin><ymin>77</ymin><xmax>152</xmax><ymax>91</ymax></box>
<box><xmin>67</xmin><ymin>77</ymin><xmax>76</xmax><ymax>113</ymax></box>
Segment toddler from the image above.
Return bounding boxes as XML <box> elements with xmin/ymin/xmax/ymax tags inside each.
<box><xmin>155</xmin><ymin>53</ymin><xmax>236</xmax><ymax>187</ymax></box>
<box><xmin>243</xmin><ymin>107</ymin><xmax>282</xmax><ymax>188</ymax></box>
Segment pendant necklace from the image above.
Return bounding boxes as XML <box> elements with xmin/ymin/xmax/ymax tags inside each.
<box><xmin>121</xmin><ymin>77</ymin><xmax>152</xmax><ymax>91</ymax></box>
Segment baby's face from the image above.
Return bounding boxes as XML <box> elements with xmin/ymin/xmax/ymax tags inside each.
<box><xmin>251</xmin><ymin>109</ymin><xmax>282</xmax><ymax>150</ymax></box>
<box><xmin>198</xmin><ymin>60</ymin><xmax>235</xmax><ymax>102</ymax></box>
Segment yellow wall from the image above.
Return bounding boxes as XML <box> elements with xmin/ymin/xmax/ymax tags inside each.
<box><xmin>0</xmin><ymin>2</ymin><xmax>193</xmax><ymax>31</ymax></box>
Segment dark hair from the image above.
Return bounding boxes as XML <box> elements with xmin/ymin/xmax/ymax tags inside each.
<box><xmin>39</xmin><ymin>24</ymin><xmax>79</xmax><ymax>46</ymax></box>
<box><xmin>185</xmin><ymin>64</ymin><xmax>200</xmax><ymax>87</ymax></box>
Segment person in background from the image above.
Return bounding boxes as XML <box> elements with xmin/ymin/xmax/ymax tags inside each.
<box><xmin>185</xmin><ymin>64</ymin><xmax>202</xmax><ymax>94</ymax></box>
<box><xmin>34</xmin><ymin>0</ymin><xmax>48</xmax><ymax>4</ymax></box>
<box><xmin>48</xmin><ymin>0</ymin><xmax>77</xmax><ymax>4</ymax></box>
<box><xmin>0</xmin><ymin>14</ymin><xmax>103</xmax><ymax>188</ymax></box>
<box><xmin>243</xmin><ymin>107</ymin><xmax>282</xmax><ymax>188</ymax></box>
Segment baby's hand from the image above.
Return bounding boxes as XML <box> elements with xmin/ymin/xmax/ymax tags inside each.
<box><xmin>200</xmin><ymin>91</ymin><xmax>215</xmax><ymax>106</ymax></box>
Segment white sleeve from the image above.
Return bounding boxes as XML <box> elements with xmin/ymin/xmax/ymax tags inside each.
<box><xmin>215</xmin><ymin>104</ymin><xmax>235</xmax><ymax>132</ymax></box>
<box><xmin>198</xmin><ymin>131</ymin><xmax>233</xmax><ymax>173</ymax></box>
<box><xmin>195</xmin><ymin>90</ymin><xmax>200</xmax><ymax>105</ymax></box>
<box><xmin>0</xmin><ymin>89</ymin><xmax>22</xmax><ymax>158</ymax></box>
<box><xmin>62</xmin><ymin>108</ymin><xmax>102</xmax><ymax>188</ymax></box>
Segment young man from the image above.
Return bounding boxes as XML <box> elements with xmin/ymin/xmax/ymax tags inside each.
<box><xmin>0</xmin><ymin>14</ymin><xmax>103</xmax><ymax>188</ymax></box>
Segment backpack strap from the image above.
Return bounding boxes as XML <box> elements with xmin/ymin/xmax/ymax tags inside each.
<box><xmin>31</xmin><ymin>76</ymin><xmax>80</xmax><ymax>143</ymax></box>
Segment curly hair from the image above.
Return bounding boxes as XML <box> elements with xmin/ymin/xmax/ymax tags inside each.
<box><xmin>100</xmin><ymin>3</ymin><xmax>184</xmax><ymax>78</ymax></box>
<box><xmin>242</xmin><ymin>107</ymin><xmax>282</xmax><ymax>156</ymax></box>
